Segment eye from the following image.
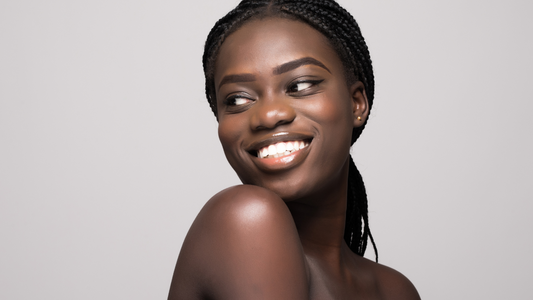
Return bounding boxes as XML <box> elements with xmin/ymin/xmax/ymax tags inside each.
<box><xmin>287</xmin><ymin>79</ymin><xmax>324</xmax><ymax>94</ymax></box>
<box><xmin>288</xmin><ymin>82</ymin><xmax>312</xmax><ymax>93</ymax></box>
<box><xmin>225</xmin><ymin>95</ymin><xmax>252</xmax><ymax>106</ymax></box>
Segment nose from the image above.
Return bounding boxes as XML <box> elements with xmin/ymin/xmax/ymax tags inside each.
<box><xmin>250</xmin><ymin>94</ymin><xmax>296</xmax><ymax>131</ymax></box>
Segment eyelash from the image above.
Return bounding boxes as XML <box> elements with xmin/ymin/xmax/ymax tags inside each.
<box><xmin>223</xmin><ymin>79</ymin><xmax>324</xmax><ymax>108</ymax></box>
<box><xmin>287</xmin><ymin>79</ymin><xmax>324</xmax><ymax>94</ymax></box>
<box><xmin>224</xmin><ymin>95</ymin><xmax>253</xmax><ymax>106</ymax></box>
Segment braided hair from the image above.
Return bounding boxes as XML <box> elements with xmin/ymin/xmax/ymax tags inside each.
<box><xmin>203</xmin><ymin>0</ymin><xmax>378</xmax><ymax>260</ymax></box>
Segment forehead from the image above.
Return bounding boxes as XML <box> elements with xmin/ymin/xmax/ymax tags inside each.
<box><xmin>215</xmin><ymin>17</ymin><xmax>341</xmax><ymax>79</ymax></box>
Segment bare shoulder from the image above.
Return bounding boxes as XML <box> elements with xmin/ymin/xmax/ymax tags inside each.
<box><xmin>168</xmin><ymin>185</ymin><xmax>309</xmax><ymax>300</ymax></box>
<box><xmin>356</xmin><ymin>256</ymin><xmax>421</xmax><ymax>300</ymax></box>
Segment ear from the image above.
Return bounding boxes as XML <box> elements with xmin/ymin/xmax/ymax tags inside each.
<box><xmin>350</xmin><ymin>81</ymin><xmax>369</xmax><ymax>128</ymax></box>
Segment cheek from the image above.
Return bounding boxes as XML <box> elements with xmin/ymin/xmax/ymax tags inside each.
<box><xmin>307</xmin><ymin>91</ymin><xmax>354</xmax><ymax>135</ymax></box>
<box><xmin>217</xmin><ymin>117</ymin><xmax>242</xmax><ymax>152</ymax></box>
<box><xmin>217</xmin><ymin>116</ymin><xmax>251</xmax><ymax>176</ymax></box>
<box><xmin>303</xmin><ymin>90</ymin><xmax>354</xmax><ymax>168</ymax></box>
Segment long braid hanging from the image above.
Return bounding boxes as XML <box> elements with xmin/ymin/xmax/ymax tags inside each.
<box><xmin>203</xmin><ymin>0</ymin><xmax>378</xmax><ymax>260</ymax></box>
<box><xmin>346</xmin><ymin>155</ymin><xmax>378</xmax><ymax>260</ymax></box>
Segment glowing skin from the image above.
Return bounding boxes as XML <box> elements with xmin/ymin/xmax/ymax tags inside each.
<box><xmin>169</xmin><ymin>16</ymin><xmax>420</xmax><ymax>300</ymax></box>
<box><xmin>215</xmin><ymin>18</ymin><xmax>366</xmax><ymax>202</ymax></box>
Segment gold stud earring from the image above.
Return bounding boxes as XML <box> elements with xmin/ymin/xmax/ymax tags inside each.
<box><xmin>357</xmin><ymin>116</ymin><xmax>362</xmax><ymax>121</ymax></box>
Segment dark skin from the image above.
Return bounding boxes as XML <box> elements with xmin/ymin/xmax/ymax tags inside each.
<box><xmin>169</xmin><ymin>17</ymin><xmax>420</xmax><ymax>300</ymax></box>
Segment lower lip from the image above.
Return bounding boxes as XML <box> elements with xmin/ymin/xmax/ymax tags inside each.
<box><xmin>251</xmin><ymin>144</ymin><xmax>310</xmax><ymax>173</ymax></box>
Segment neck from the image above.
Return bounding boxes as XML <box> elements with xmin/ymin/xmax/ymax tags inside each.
<box><xmin>286</xmin><ymin>158</ymin><xmax>350</xmax><ymax>262</ymax></box>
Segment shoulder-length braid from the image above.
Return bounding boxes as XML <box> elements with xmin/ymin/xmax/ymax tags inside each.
<box><xmin>203</xmin><ymin>0</ymin><xmax>378</xmax><ymax>260</ymax></box>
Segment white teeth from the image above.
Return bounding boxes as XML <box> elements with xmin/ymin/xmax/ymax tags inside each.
<box><xmin>257</xmin><ymin>140</ymin><xmax>309</xmax><ymax>158</ymax></box>
<box><xmin>286</xmin><ymin>142</ymin><xmax>294</xmax><ymax>151</ymax></box>
<box><xmin>268</xmin><ymin>145</ymin><xmax>277</xmax><ymax>156</ymax></box>
<box><xmin>258</xmin><ymin>148</ymin><xmax>268</xmax><ymax>158</ymax></box>
<box><xmin>276</xmin><ymin>142</ymin><xmax>286</xmax><ymax>153</ymax></box>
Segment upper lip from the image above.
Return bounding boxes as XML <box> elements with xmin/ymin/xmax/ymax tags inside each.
<box><xmin>245</xmin><ymin>131</ymin><xmax>314</xmax><ymax>153</ymax></box>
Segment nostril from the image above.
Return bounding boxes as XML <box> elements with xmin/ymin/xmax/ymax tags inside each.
<box><xmin>250</xmin><ymin>99</ymin><xmax>296</xmax><ymax>131</ymax></box>
<box><xmin>254</xmin><ymin>118</ymin><xmax>292</xmax><ymax>131</ymax></box>
<box><xmin>275</xmin><ymin>119</ymin><xmax>290</xmax><ymax>127</ymax></box>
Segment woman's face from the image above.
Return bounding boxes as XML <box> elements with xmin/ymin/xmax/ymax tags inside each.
<box><xmin>214</xmin><ymin>17</ymin><xmax>368</xmax><ymax>201</ymax></box>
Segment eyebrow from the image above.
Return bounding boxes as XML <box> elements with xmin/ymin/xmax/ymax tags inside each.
<box><xmin>217</xmin><ymin>57</ymin><xmax>330</xmax><ymax>90</ymax></box>
<box><xmin>218</xmin><ymin>73</ymin><xmax>256</xmax><ymax>89</ymax></box>
<box><xmin>273</xmin><ymin>57</ymin><xmax>331</xmax><ymax>75</ymax></box>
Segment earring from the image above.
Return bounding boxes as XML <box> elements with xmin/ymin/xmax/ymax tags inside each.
<box><xmin>357</xmin><ymin>116</ymin><xmax>362</xmax><ymax>121</ymax></box>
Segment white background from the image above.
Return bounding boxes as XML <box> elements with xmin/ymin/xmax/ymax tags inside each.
<box><xmin>1</xmin><ymin>0</ymin><xmax>531</xmax><ymax>299</ymax></box>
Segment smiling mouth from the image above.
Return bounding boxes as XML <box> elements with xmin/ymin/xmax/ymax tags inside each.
<box><xmin>254</xmin><ymin>140</ymin><xmax>310</xmax><ymax>159</ymax></box>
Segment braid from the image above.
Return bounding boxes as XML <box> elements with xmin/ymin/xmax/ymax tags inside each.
<box><xmin>203</xmin><ymin>0</ymin><xmax>378</xmax><ymax>259</ymax></box>
<box><xmin>346</xmin><ymin>155</ymin><xmax>378</xmax><ymax>260</ymax></box>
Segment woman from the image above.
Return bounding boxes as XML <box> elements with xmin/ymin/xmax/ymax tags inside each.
<box><xmin>169</xmin><ymin>0</ymin><xmax>420</xmax><ymax>299</ymax></box>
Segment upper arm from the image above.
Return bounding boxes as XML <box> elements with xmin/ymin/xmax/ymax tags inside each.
<box><xmin>168</xmin><ymin>185</ymin><xmax>309</xmax><ymax>300</ymax></box>
<box><xmin>377</xmin><ymin>264</ymin><xmax>421</xmax><ymax>300</ymax></box>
